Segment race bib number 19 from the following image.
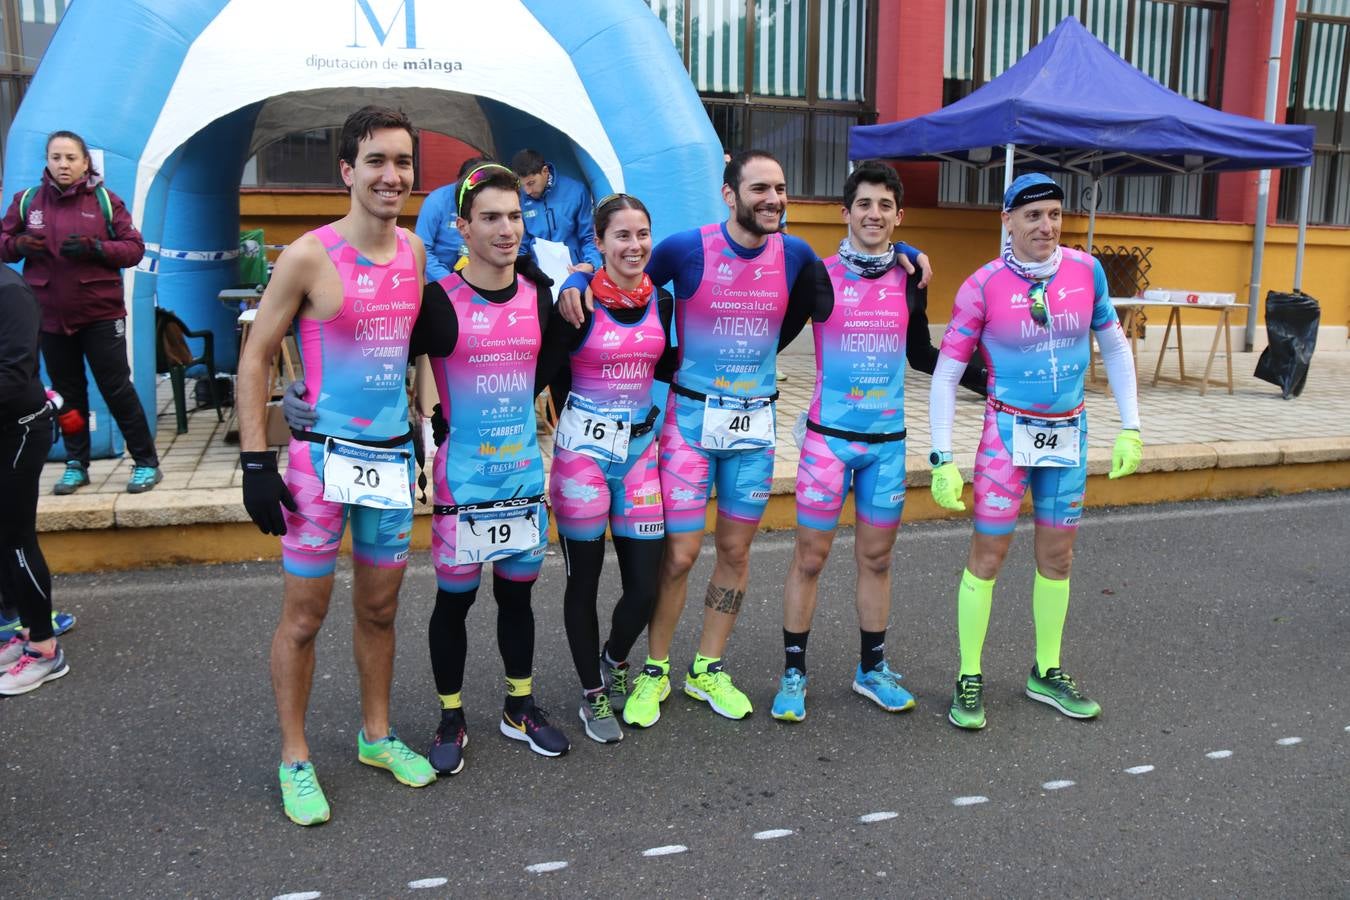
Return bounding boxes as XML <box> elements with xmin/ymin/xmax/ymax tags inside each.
<box><xmin>701</xmin><ymin>396</ymin><xmax>775</xmax><ymax>450</ymax></box>
<box><xmin>1011</xmin><ymin>415</ymin><xmax>1081</xmax><ymax>468</ymax></box>
<box><xmin>455</xmin><ymin>503</ymin><xmax>543</xmax><ymax>564</ymax></box>
<box><xmin>321</xmin><ymin>438</ymin><xmax>413</xmax><ymax>509</ymax></box>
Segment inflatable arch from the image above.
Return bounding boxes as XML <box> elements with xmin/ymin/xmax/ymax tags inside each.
<box><xmin>3</xmin><ymin>0</ymin><xmax>724</xmax><ymax>456</ymax></box>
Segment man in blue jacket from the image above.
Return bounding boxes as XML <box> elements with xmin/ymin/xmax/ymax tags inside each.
<box><xmin>510</xmin><ymin>149</ymin><xmax>602</xmax><ymax>273</ymax></box>
<box><xmin>413</xmin><ymin>155</ymin><xmax>492</xmax><ymax>282</ymax></box>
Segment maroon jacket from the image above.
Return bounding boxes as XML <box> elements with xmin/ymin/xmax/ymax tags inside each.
<box><xmin>0</xmin><ymin>170</ymin><xmax>145</xmax><ymax>335</ymax></box>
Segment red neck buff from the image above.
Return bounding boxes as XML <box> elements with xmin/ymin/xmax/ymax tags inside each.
<box><xmin>591</xmin><ymin>267</ymin><xmax>653</xmax><ymax>310</ymax></box>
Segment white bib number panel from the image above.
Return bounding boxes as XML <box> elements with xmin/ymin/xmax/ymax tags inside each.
<box><xmin>454</xmin><ymin>503</ymin><xmax>543</xmax><ymax>564</ymax></box>
<box><xmin>1011</xmin><ymin>415</ymin><xmax>1081</xmax><ymax>468</ymax></box>
<box><xmin>701</xmin><ymin>396</ymin><xmax>775</xmax><ymax>450</ymax></box>
<box><xmin>554</xmin><ymin>394</ymin><xmax>631</xmax><ymax>463</ymax></box>
<box><xmin>321</xmin><ymin>439</ymin><xmax>412</xmax><ymax>509</ymax></box>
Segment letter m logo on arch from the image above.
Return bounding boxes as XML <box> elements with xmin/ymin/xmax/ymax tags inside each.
<box><xmin>350</xmin><ymin>0</ymin><xmax>418</xmax><ymax>49</ymax></box>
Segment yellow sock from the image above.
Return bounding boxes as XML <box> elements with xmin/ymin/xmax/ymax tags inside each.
<box><xmin>505</xmin><ymin>675</ymin><xmax>532</xmax><ymax>698</ymax></box>
<box><xmin>438</xmin><ymin>692</ymin><xmax>462</xmax><ymax>710</ymax></box>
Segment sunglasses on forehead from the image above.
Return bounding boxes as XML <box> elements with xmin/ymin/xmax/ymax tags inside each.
<box><xmin>457</xmin><ymin>163</ymin><xmax>519</xmax><ymax>213</ymax></box>
<box><xmin>595</xmin><ymin>192</ymin><xmax>637</xmax><ymax>208</ymax></box>
<box><xmin>1028</xmin><ymin>281</ymin><xmax>1049</xmax><ymax>327</ymax></box>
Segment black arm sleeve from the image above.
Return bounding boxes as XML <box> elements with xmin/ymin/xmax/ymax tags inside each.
<box><xmin>533</xmin><ymin>305</ymin><xmax>587</xmax><ymax>390</ymax></box>
<box><xmin>0</xmin><ymin>277</ymin><xmax>46</xmax><ymax>420</ymax></box>
<box><xmin>653</xmin><ymin>290</ymin><xmax>678</xmax><ymax>384</ymax></box>
<box><xmin>904</xmin><ymin>271</ymin><xmax>988</xmax><ymax>396</ymax></box>
<box><xmin>410</xmin><ymin>281</ymin><xmax>457</xmax><ymax>359</ymax></box>
<box><xmin>778</xmin><ymin>258</ymin><xmax>831</xmax><ymax>352</ymax></box>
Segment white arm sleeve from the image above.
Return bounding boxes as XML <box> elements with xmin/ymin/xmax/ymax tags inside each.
<box><xmin>1096</xmin><ymin>323</ymin><xmax>1141</xmax><ymax>431</ymax></box>
<box><xmin>928</xmin><ymin>352</ymin><xmax>966</xmax><ymax>453</ymax></box>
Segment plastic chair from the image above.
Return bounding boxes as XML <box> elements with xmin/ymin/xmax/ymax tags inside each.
<box><xmin>155</xmin><ymin>307</ymin><xmax>223</xmax><ymax>434</ymax></box>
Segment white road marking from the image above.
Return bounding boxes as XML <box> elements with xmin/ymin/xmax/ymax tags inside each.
<box><xmin>273</xmin><ymin>893</ymin><xmax>321</xmax><ymax>900</ymax></box>
<box><xmin>525</xmin><ymin>862</ymin><xmax>568</xmax><ymax>874</ymax></box>
<box><xmin>753</xmin><ymin>829</ymin><xmax>793</xmax><ymax>840</ymax></box>
<box><xmin>952</xmin><ymin>796</ymin><xmax>989</xmax><ymax>806</ymax></box>
<box><xmin>859</xmin><ymin>811</ymin><xmax>898</xmax><ymax>823</ymax></box>
<box><xmin>408</xmin><ymin>878</ymin><xmax>448</xmax><ymax>889</ymax></box>
<box><xmin>1125</xmin><ymin>765</ymin><xmax>1155</xmax><ymax>775</ymax></box>
<box><xmin>1206</xmin><ymin>750</ymin><xmax>1233</xmax><ymax>759</ymax></box>
<box><xmin>1276</xmin><ymin>736</ymin><xmax>1303</xmax><ymax>746</ymax></box>
<box><xmin>642</xmin><ymin>845</ymin><xmax>688</xmax><ymax>857</ymax></box>
<box><xmin>1042</xmin><ymin>780</ymin><xmax>1075</xmax><ymax>790</ymax></box>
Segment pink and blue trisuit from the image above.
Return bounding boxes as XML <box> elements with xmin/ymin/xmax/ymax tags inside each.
<box><xmin>643</xmin><ymin>222</ymin><xmax>825</xmax><ymax>532</ymax></box>
<box><xmin>410</xmin><ymin>271</ymin><xmax>554</xmax><ymax>710</ymax></box>
<box><xmin>939</xmin><ymin>247</ymin><xmax>1118</xmax><ymax>536</ymax></box>
<box><xmin>281</xmin><ymin>224</ymin><xmax>421</xmax><ymax>578</ymax></box>
<box><xmin>535</xmin><ymin>293</ymin><xmax>677</xmax><ymax>692</ymax></box>
<box><xmin>796</xmin><ymin>255</ymin><xmax>914</xmax><ymax>533</ymax></box>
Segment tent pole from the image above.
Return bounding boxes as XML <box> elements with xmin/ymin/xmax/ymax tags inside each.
<box><xmin>1086</xmin><ymin>177</ymin><xmax>1099</xmax><ymax>258</ymax></box>
<box><xmin>1293</xmin><ymin>163</ymin><xmax>1311</xmax><ymax>291</ymax></box>
<box><xmin>1244</xmin><ymin>0</ymin><xmax>1287</xmax><ymax>352</ymax></box>
<box><xmin>1000</xmin><ymin>143</ymin><xmax>1014</xmax><ymax>247</ymax></box>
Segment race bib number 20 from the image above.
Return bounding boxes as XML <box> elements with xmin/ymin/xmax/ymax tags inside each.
<box><xmin>321</xmin><ymin>438</ymin><xmax>412</xmax><ymax>509</ymax></box>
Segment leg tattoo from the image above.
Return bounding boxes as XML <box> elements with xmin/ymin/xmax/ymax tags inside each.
<box><xmin>705</xmin><ymin>583</ymin><xmax>745</xmax><ymax>614</ymax></box>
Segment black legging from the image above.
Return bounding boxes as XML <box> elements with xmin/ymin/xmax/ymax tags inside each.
<box><xmin>560</xmin><ymin>534</ymin><xmax>664</xmax><ymax>692</ymax></box>
<box><xmin>0</xmin><ymin>420</ymin><xmax>55</xmax><ymax>642</ymax></box>
<box><xmin>41</xmin><ymin>319</ymin><xmax>158</xmax><ymax>469</ymax></box>
<box><xmin>428</xmin><ymin>571</ymin><xmax>536</xmax><ymax>696</ymax></box>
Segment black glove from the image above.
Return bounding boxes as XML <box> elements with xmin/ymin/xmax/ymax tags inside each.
<box><xmin>15</xmin><ymin>234</ymin><xmax>47</xmax><ymax>258</ymax></box>
<box><xmin>60</xmin><ymin>235</ymin><xmax>102</xmax><ymax>260</ymax></box>
<box><xmin>241</xmin><ymin>451</ymin><xmax>296</xmax><ymax>536</ymax></box>
<box><xmin>430</xmin><ymin>403</ymin><xmax>448</xmax><ymax>447</ymax></box>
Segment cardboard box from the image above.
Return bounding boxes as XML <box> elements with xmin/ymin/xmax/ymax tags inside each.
<box><xmin>265</xmin><ymin>401</ymin><xmax>292</xmax><ymax>447</ymax></box>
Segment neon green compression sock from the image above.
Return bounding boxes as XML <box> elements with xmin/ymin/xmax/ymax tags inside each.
<box><xmin>1032</xmin><ymin>570</ymin><xmax>1071</xmax><ymax>676</ymax></box>
<box><xmin>957</xmin><ymin>568</ymin><xmax>996</xmax><ymax>676</ymax></box>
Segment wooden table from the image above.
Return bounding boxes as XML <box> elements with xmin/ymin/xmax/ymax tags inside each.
<box><xmin>1091</xmin><ymin>299</ymin><xmax>1240</xmax><ymax>396</ymax></box>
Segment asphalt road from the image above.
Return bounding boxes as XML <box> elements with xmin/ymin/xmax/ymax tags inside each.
<box><xmin>3</xmin><ymin>493</ymin><xmax>1348</xmax><ymax>898</ymax></box>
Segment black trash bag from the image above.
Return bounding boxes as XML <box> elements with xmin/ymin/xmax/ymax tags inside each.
<box><xmin>1254</xmin><ymin>290</ymin><xmax>1320</xmax><ymax>399</ymax></box>
<box><xmin>195</xmin><ymin>374</ymin><xmax>235</xmax><ymax>408</ymax></box>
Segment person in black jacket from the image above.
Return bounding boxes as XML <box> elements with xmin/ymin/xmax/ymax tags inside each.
<box><xmin>0</xmin><ymin>267</ymin><xmax>71</xmax><ymax>695</ymax></box>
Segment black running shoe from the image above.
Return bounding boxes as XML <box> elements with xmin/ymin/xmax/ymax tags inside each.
<box><xmin>429</xmin><ymin>708</ymin><xmax>468</xmax><ymax>775</ymax></box>
<box><xmin>499</xmin><ymin>697</ymin><xmax>570</xmax><ymax>757</ymax></box>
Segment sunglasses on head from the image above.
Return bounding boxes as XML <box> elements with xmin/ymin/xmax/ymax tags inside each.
<box><xmin>595</xmin><ymin>192</ymin><xmax>637</xmax><ymax>209</ymax></box>
<box><xmin>457</xmin><ymin>163</ymin><xmax>519</xmax><ymax>214</ymax></box>
<box><xmin>1028</xmin><ymin>281</ymin><xmax>1049</xmax><ymax>327</ymax></box>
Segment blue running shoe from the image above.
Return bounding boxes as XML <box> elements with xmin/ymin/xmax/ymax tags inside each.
<box><xmin>771</xmin><ymin>668</ymin><xmax>808</xmax><ymax>722</ymax></box>
<box><xmin>0</xmin><ymin>611</ymin><xmax>76</xmax><ymax>640</ymax></box>
<box><xmin>126</xmin><ymin>466</ymin><xmax>163</xmax><ymax>494</ymax></box>
<box><xmin>853</xmin><ymin>661</ymin><xmax>916</xmax><ymax>712</ymax></box>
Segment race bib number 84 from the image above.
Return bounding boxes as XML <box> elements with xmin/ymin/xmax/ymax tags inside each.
<box><xmin>1011</xmin><ymin>415</ymin><xmax>1081</xmax><ymax>468</ymax></box>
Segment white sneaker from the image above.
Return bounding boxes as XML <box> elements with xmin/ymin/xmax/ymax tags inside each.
<box><xmin>0</xmin><ymin>645</ymin><xmax>69</xmax><ymax>695</ymax></box>
<box><xmin>0</xmin><ymin>633</ymin><xmax>27</xmax><ymax>669</ymax></box>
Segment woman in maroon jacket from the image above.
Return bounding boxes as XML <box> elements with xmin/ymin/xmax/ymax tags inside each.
<box><xmin>0</xmin><ymin>130</ymin><xmax>159</xmax><ymax>494</ymax></box>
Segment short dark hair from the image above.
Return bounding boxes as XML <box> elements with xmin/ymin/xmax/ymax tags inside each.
<box><xmin>723</xmin><ymin>149</ymin><xmax>782</xmax><ymax>192</ymax></box>
<box><xmin>843</xmin><ymin>160</ymin><xmax>904</xmax><ymax>209</ymax></box>
<box><xmin>457</xmin><ymin>164</ymin><xmax>520</xmax><ymax>219</ymax></box>
<box><xmin>46</xmin><ymin>130</ymin><xmax>96</xmax><ymax>173</ymax></box>
<box><xmin>457</xmin><ymin>155</ymin><xmax>494</xmax><ymax>180</ymax></box>
<box><xmin>509</xmin><ymin>148</ymin><xmax>547</xmax><ymax>178</ymax></box>
<box><xmin>593</xmin><ymin>193</ymin><xmax>651</xmax><ymax>239</ymax></box>
<box><xmin>337</xmin><ymin>106</ymin><xmax>417</xmax><ymax>168</ymax></box>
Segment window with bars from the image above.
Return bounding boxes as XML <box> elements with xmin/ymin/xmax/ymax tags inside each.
<box><xmin>942</xmin><ymin>0</ymin><xmax>1228</xmax><ymax>218</ymax></box>
<box><xmin>1278</xmin><ymin>0</ymin><xmax>1350</xmax><ymax>226</ymax></box>
<box><xmin>644</xmin><ymin>0</ymin><xmax>876</xmax><ymax>198</ymax></box>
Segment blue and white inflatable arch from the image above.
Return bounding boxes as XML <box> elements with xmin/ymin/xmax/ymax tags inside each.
<box><xmin>3</xmin><ymin>0</ymin><xmax>723</xmax><ymax>455</ymax></box>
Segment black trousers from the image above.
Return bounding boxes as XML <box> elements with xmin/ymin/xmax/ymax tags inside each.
<box><xmin>0</xmin><ymin>420</ymin><xmax>55</xmax><ymax>642</ymax></box>
<box><xmin>41</xmin><ymin>319</ymin><xmax>158</xmax><ymax>469</ymax></box>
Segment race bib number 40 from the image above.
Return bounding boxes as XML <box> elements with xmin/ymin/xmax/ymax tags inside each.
<box><xmin>554</xmin><ymin>393</ymin><xmax>631</xmax><ymax>464</ymax></box>
<box><xmin>454</xmin><ymin>502</ymin><xmax>543</xmax><ymax>564</ymax></box>
<box><xmin>700</xmin><ymin>396</ymin><xmax>775</xmax><ymax>450</ymax></box>
<box><xmin>321</xmin><ymin>438</ymin><xmax>412</xmax><ymax>509</ymax></box>
<box><xmin>1011</xmin><ymin>415</ymin><xmax>1081</xmax><ymax>468</ymax></box>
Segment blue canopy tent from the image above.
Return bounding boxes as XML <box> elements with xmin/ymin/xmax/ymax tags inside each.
<box><xmin>849</xmin><ymin>16</ymin><xmax>1315</xmax><ymax>345</ymax></box>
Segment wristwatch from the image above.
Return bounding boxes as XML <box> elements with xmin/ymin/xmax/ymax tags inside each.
<box><xmin>929</xmin><ymin>449</ymin><xmax>952</xmax><ymax>467</ymax></box>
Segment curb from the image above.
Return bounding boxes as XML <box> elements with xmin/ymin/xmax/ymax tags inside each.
<box><xmin>37</xmin><ymin>438</ymin><xmax>1350</xmax><ymax>573</ymax></box>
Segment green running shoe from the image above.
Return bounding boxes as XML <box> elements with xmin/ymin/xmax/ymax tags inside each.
<box><xmin>622</xmin><ymin>663</ymin><xmax>670</xmax><ymax>728</ymax></box>
<box><xmin>948</xmin><ymin>673</ymin><xmax>986</xmax><ymax>730</ymax></box>
<box><xmin>1025</xmin><ymin>666</ymin><xmax>1101</xmax><ymax>719</ymax></box>
<box><xmin>278</xmin><ymin>761</ymin><xmax>330</xmax><ymax>826</ymax></box>
<box><xmin>357</xmin><ymin>728</ymin><xmax>437</xmax><ymax>787</ymax></box>
<box><xmin>683</xmin><ymin>660</ymin><xmax>752</xmax><ymax>720</ymax></box>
